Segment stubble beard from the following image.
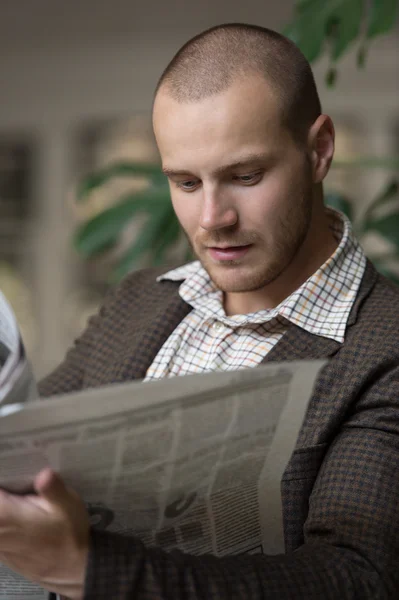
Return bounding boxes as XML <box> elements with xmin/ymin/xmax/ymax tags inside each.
<box><xmin>186</xmin><ymin>193</ymin><xmax>312</xmax><ymax>294</ymax></box>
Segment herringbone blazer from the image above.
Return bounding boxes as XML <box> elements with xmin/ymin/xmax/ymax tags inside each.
<box><xmin>40</xmin><ymin>260</ymin><xmax>399</xmax><ymax>599</ymax></box>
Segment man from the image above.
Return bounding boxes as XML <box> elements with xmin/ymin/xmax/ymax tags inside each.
<box><xmin>0</xmin><ymin>23</ymin><xmax>399</xmax><ymax>599</ymax></box>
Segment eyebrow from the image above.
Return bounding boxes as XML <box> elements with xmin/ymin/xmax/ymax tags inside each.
<box><xmin>162</xmin><ymin>153</ymin><xmax>271</xmax><ymax>178</ymax></box>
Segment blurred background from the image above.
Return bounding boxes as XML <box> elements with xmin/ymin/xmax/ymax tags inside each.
<box><xmin>0</xmin><ymin>0</ymin><xmax>398</xmax><ymax>379</ymax></box>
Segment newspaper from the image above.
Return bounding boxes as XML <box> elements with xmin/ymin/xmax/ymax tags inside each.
<box><xmin>0</xmin><ymin>288</ymin><xmax>325</xmax><ymax>599</ymax></box>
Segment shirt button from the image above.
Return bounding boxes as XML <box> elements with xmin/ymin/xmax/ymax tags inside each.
<box><xmin>212</xmin><ymin>321</ymin><xmax>225</xmax><ymax>332</ymax></box>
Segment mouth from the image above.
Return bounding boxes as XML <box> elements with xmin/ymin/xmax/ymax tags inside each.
<box><xmin>207</xmin><ymin>244</ymin><xmax>252</xmax><ymax>262</ymax></box>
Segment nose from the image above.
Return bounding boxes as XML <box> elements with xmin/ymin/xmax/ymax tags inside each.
<box><xmin>199</xmin><ymin>187</ymin><xmax>238</xmax><ymax>232</ymax></box>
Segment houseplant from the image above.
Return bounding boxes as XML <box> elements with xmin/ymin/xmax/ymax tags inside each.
<box><xmin>73</xmin><ymin>0</ymin><xmax>399</xmax><ymax>283</ymax></box>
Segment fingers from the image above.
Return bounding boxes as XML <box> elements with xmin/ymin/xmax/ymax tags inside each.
<box><xmin>34</xmin><ymin>468</ymin><xmax>55</xmax><ymax>493</ymax></box>
<box><xmin>33</xmin><ymin>469</ymin><xmax>86</xmax><ymax>523</ymax></box>
<box><xmin>34</xmin><ymin>468</ymin><xmax>68</xmax><ymax>507</ymax></box>
<box><xmin>0</xmin><ymin>487</ymin><xmax>24</xmax><ymax>519</ymax></box>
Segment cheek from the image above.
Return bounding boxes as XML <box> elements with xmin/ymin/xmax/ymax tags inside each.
<box><xmin>254</xmin><ymin>167</ymin><xmax>307</xmax><ymax>221</ymax></box>
<box><xmin>265</xmin><ymin>168</ymin><xmax>299</xmax><ymax>201</ymax></box>
<box><xmin>171</xmin><ymin>193</ymin><xmax>199</xmax><ymax>235</ymax></box>
<box><xmin>240</xmin><ymin>176</ymin><xmax>293</xmax><ymax>229</ymax></box>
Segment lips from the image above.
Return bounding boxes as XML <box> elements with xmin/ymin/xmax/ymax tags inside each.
<box><xmin>208</xmin><ymin>245</ymin><xmax>252</xmax><ymax>261</ymax></box>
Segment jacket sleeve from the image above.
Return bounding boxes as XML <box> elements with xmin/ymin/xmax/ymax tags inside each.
<box><xmin>82</xmin><ymin>364</ymin><xmax>399</xmax><ymax>599</ymax></box>
<box><xmin>37</xmin><ymin>266</ymin><xmax>169</xmax><ymax>398</ymax></box>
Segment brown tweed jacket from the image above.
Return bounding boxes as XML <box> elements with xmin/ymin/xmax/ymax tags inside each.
<box><xmin>40</xmin><ymin>260</ymin><xmax>399</xmax><ymax>599</ymax></box>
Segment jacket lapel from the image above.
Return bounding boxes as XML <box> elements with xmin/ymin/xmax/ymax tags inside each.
<box><xmin>116</xmin><ymin>280</ymin><xmax>191</xmax><ymax>382</ymax></box>
<box><xmin>261</xmin><ymin>324</ymin><xmax>342</xmax><ymax>363</ymax></box>
<box><xmin>262</xmin><ymin>259</ymin><xmax>378</xmax><ymax>364</ymax></box>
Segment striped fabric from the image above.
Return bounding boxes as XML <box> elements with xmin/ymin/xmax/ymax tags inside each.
<box><xmin>144</xmin><ymin>209</ymin><xmax>366</xmax><ymax>381</ymax></box>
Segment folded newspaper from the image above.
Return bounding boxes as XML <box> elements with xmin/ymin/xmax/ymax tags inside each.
<box><xmin>0</xmin><ymin>288</ymin><xmax>325</xmax><ymax>599</ymax></box>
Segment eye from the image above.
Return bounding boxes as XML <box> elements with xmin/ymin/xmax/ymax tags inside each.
<box><xmin>234</xmin><ymin>172</ymin><xmax>263</xmax><ymax>185</ymax></box>
<box><xmin>175</xmin><ymin>179</ymin><xmax>200</xmax><ymax>192</ymax></box>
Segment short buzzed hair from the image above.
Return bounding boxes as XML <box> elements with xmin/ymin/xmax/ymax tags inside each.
<box><xmin>155</xmin><ymin>23</ymin><xmax>322</xmax><ymax>145</ymax></box>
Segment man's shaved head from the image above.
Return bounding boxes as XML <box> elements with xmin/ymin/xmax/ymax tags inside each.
<box><xmin>154</xmin><ymin>23</ymin><xmax>322</xmax><ymax>145</ymax></box>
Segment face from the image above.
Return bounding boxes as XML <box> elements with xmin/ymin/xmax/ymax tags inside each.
<box><xmin>153</xmin><ymin>76</ymin><xmax>323</xmax><ymax>295</ymax></box>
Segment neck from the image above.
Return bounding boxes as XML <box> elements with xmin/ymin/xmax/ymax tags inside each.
<box><xmin>224</xmin><ymin>204</ymin><xmax>339</xmax><ymax>316</ymax></box>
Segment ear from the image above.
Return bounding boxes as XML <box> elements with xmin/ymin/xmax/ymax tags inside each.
<box><xmin>307</xmin><ymin>115</ymin><xmax>335</xmax><ymax>183</ymax></box>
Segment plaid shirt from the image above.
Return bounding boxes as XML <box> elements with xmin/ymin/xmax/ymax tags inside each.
<box><xmin>145</xmin><ymin>209</ymin><xmax>366</xmax><ymax>381</ymax></box>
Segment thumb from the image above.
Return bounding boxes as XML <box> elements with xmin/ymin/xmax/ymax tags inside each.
<box><xmin>34</xmin><ymin>468</ymin><xmax>68</xmax><ymax>507</ymax></box>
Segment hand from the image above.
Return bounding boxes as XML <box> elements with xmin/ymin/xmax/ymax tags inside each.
<box><xmin>0</xmin><ymin>468</ymin><xmax>89</xmax><ymax>600</ymax></box>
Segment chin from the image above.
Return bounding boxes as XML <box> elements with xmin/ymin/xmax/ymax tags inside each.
<box><xmin>205</xmin><ymin>263</ymin><xmax>279</xmax><ymax>294</ymax></box>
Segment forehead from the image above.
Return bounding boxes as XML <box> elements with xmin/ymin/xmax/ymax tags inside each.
<box><xmin>152</xmin><ymin>77</ymin><xmax>290</xmax><ymax>168</ymax></box>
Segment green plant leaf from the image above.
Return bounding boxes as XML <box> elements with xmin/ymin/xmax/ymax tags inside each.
<box><xmin>76</xmin><ymin>162</ymin><xmax>164</xmax><ymax>201</ymax></box>
<box><xmin>184</xmin><ymin>247</ymin><xmax>195</xmax><ymax>262</ymax></box>
<box><xmin>152</xmin><ymin>216</ymin><xmax>182</xmax><ymax>265</ymax></box>
<box><xmin>367</xmin><ymin>0</ymin><xmax>399</xmax><ymax>39</ymax></box>
<box><xmin>111</xmin><ymin>207</ymin><xmax>173</xmax><ymax>281</ymax></box>
<box><xmin>363</xmin><ymin>211</ymin><xmax>399</xmax><ymax>250</ymax></box>
<box><xmin>284</xmin><ymin>0</ymin><xmax>361</xmax><ymax>63</ymax></box>
<box><xmin>296</xmin><ymin>0</ymin><xmax>320</xmax><ymax>11</ymax></box>
<box><xmin>325</xmin><ymin>66</ymin><xmax>338</xmax><ymax>87</ymax></box>
<box><xmin>367</xmin><ymin>251</ymin><xmax>399</xmax><ymax>285</ymax></box>
<box><xmin>282</xmin><ymin>21</ymin><xmax>301</xmax><ymax>46</ymax></box>
<box><xmin>361</xmin><ymin>179</ymin><xmax>399</xmax><ymax>224</ymax></box>
<box><xmin>283</xmin><ymin>0</ymin><xmax>397</xmax><ymax>77</ymax></box>
<box><xmin>73</xmin><ymin>187</ymin><xmax>172</xmax><ymax>257</ymax></box>
<box><xmin>283</xmin><ymin>0</ymin><xmax>337</xmax><ymax>62</ymax></box>
<box><xmin>89</xmin><ymin>237</ymin><xmax>119</xmax><ymax>256</ymax></box>
<box><xmin>325</xmin><ymin>191</ymin><xmax>353</xmax><ymax>220</ymax></box>
<box><xmin>283</xmin><ymin>18</ymin><xmax>326</xmax><ymax>62</ymax></box>
<box><xmin>331</xmin><ymin>0</ymin><xmax>364</xmax><ymax>61</ymax></box>
<box><xmin>371</xmin><ymin>263</ymin><xmax>399</xmax><ymax>286</ymax></box>
<box><xmin>370</xmin><ymin>251</ymin><xmax>399</xmax><ymax>267</ymax></box>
